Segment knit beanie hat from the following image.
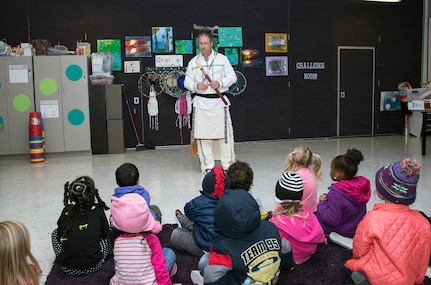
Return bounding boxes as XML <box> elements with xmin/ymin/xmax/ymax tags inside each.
<box><xmin>202</xmin><ymin>166</ymin><xmax>232</xmax><ymax>198</ymax></box>
<box><xmin>375</xmin><ymin>158</ymin><xmax>421</xmax><ymax>205</ymax></box>
<box><xmin>111</xmin><ymin>193</ymin><xmax>162</xmax><ymax>234</ymax></box>
<box><xmin>275</xmin><ymin>171</ymin><xmax>304</xmax><ymax>203</ymax></box>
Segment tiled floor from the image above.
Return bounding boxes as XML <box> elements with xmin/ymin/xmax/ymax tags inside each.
<box><xmin>1</xmin><ymin>135</ymin><xmax>430</xmax><ymax>284</ymax></box>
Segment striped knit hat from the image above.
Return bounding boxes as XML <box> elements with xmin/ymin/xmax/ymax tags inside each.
<box><xmin>275</xmin><ymin>171</ymin><xmax>304</xmax><ymax>203</ymax></box>
<box><xmin>375</xmin><ymin>158</ymin><xmax>420</xmax><ymax>205</ymax></box>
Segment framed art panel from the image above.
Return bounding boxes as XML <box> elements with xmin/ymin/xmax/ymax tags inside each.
<box><xmin>266</xmin><ymin>56</ymin><xmax>288</xmax><ymax>76</ymax></box>
<box><xmin>265</xmin><ymin>33</ymin><xmax>288</xmax><ymax>53</ymax></box>
<box><xmin>125</xmin><ymin>36</ymin><xmax>151</xmax><ymax>57</ymax></box>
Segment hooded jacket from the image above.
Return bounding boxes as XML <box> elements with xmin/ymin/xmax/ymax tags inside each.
<box><xmin>204</xmin><ymin>189</ymin><xmax>292</xmax><ymax>285</ymax></box>
<box><xmin>345</xmin><ymin>203</ymin><xmax>431</xmax><ymax>285</ymax></box>
<box><xmin>184</xmin><ymin>191</ymin><xmax>221</xmax><ymax>251</ymax></box>
<box><xmin>317</xmin><ymin>176</ymin><xmax>371</xmax><ymax>237</ymax></box>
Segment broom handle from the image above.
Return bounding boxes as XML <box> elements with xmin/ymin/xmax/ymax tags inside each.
<box><xmin>195</xmin><ymin>61</ymin><xmax>228</xmax><ymax>105</ymax></box>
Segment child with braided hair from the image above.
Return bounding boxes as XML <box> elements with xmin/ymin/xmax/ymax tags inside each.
<box><xmin>51</xmin><ymin>176</ymin><xmax>112</xmax><ymax>275</ymax></box>
<box><xmin>317</xmin><ymin>148</ymin><xmax>371</xmax><ymax>238</ymax></box>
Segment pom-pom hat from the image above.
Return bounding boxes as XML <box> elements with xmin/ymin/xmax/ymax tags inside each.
<box><xmin>275</xmin><ymin>171</ymin><xmax>304</xmax><ymax>203</ymax></box>
<box><xmin>375</xmin><ymin>158</ymin><xmax>421</xmax><ymax>205</ymax></box>
<box><xmin>202</xmin><ymin>166</ymin><xmax>231</xmax><ymax>198</ymax></box>
<box><xmin>111</xmin><ymin>193</ymin><xmax>162</xmax><ymax>234</ymax></box>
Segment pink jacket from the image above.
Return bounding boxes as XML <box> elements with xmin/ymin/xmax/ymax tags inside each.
<box><xmin>345</xmin><ymin>203</ymin><xmax>431</xmax><ymax>285</ymax></box>
<box><xmin>269</xmin><ymin>205</ymin><xmax>326</xmax><ymax>263</ymax></box>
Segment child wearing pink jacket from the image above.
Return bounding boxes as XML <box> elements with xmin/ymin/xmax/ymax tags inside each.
<box><xmin>269</xmin><ymin>171</ymin><xmax>326</xmax><ymax>264</ymax></box>
<box><xmin>110</xmin><ymin>193</ymin><xmax>176</xmax><ymax>285</ymax></box>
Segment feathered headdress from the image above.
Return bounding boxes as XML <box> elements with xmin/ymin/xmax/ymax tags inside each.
<box><xmin>193</xmin><ymin>24</ymin><xmax>219</xmax><ymax>36</ymax></box>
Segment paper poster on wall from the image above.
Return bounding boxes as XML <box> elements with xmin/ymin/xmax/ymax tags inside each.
<box><xmin>40</xmin><ymin>100</ymin><xmax>59</xmax><ymax>118</ymax></box>
<box><xmin>152</xmin><ymin>27</ymin><xmax>174</xmax><ymax>53</ymax></box>
<box><xmin>97</xmin><ymin>39</ymin><xmax>122</xmax><ymax>71</ymax></box>
<box><xmin>9</xmin><ymin>65</ymin><xmax>28</xmax><ymax>83</ymax></box>
<box><xmin>125</xmin><ymin>36</ymin><xmax>152</xmax><ymax>57</ymax></box>
<box><xmin>380</xmin><ymin>91</ymin><xmax>401</xmax><ymax>111</ymax></box>
<box><xmin>124</xmin><ymin>61</ymin><xmax>141</xmax><ymax>73</ymax></box>
<box><xmin>218</xmin><ymin>27</ymin><xmax>243</xmax><ymax>47</ymax></box>
<box><xmin>241</xmin><ymin>48</ymin><xmax>264</xmax><ymax>67</ymax></box>
<box><xmin>155</xmin><ymin>55</ymin><xmax>183</xmax><ymax>67</ymax></box>
<box><xmin>175</xmin><ymin>40</ymin><xmax>193</xmax><ymax>54</ymax></box>
<box><xmin>265</xmin><ymin>33</ymin><xmax>288</xmax><ymax>53</ymax></box>
<box><xmin>224</xmin><ymin>48</ymin><xmax>239</xmax><ymax>66</ymax></box>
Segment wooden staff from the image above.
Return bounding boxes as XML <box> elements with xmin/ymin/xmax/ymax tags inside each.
<box><xmin>195</xmin><ymin>61</ymin><xmax>228</xmax><ymax>105</ymax></box>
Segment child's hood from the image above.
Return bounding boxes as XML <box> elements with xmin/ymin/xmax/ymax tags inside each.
<box><xmin>334</xmin><ymin>176</ymin><xmax>371</xmax><ymax>204</ymax></box>
<box><xmin>215</xmin><ymin>189</ymin><xmax>261</xmax><ymax>239</ymax></box>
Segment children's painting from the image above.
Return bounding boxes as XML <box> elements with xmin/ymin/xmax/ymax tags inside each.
<box><xmin>265</xmin><ymin>33</ymin><xmax>288</xmax><ymax>53</ymax></box>
<box><xmin>97</xmin><ymin>39</ymin><xmax>122</xmax><ymax>71</ymax></box>
<box><xmin>241</xmin><ymin>48</ymin><xmax>264</xmax><ymax>67</ymax></box>
<box><xmin>218</xmin><ymin>27</ymin><xmax>243</xmax><ymax>47</ymax></box>
<box><xmin>224</xmin><ymin>48</ymin><xmax>239</xmax><ymax>66</ymax></box>
<box><xmin>152</xmin><ymin>27</ymin><xmax>174</xmax><ymax>53</ymax></box>
<box><xmin>265</xmin><ymin>56</ymin><xmax>288</xmax><ymax>76</ymax></box>
<box><xmin>380</xmin><ymin>91</ymin><xmax>401</xmax><ymax>111</ymax></box>
<box><xmin>125</xmin><ymin>36</ymin><xmax>151</xmax><ymax>57</ymax></box>
<box><xmin>175</xmin><ymin>40</ymin><xmax>193</xmax><ymax>54</ymax></box>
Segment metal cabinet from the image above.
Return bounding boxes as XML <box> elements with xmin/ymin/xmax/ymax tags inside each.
<box><xmin>34</xmin><ymin>55</ymin><xmax>90</xmax><ymax>152</ymax></box>
<box><xmin>0</xmin><ymin>56</ymin><xmax>35</xmax><ymax>155</ymax></box>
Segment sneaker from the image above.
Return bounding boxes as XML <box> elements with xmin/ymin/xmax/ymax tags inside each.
<box><xmin>175</xmin><ymin>209</ymin><xmax>185</xmax><ymax>226</ymax></box>
<box><xmin>351</xmin><ymin>271</ymin><xmax>372</xmax><ymax>285</ymax></box>
<box><xmin>169</xmin><ymin>262</ymin><xmax>177</xmax><ymax>277</ymax></box>
<box><xmin>329</xmin><ymin>232</ymin><xmax>353</xmax><ymax>250</ymax></box>
<box><xmin>190</xmin><ymin>270</ymin><xmax>204</xmax><ymax>285</ymax></box>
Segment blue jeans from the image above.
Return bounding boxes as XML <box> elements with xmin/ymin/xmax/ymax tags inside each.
<box><xmin>164</xmin><ymin>247</ymin><xmax>176</xmax><ymax>273</ymax></box>
<box><xmin>198</xmin><ymin>252</ymin><xmax>210</xmax><ymax>275</ymax></box>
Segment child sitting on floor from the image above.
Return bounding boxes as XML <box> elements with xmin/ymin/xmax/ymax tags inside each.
<box><xmin>113</xmin><ymin>162</ymin><xmax>162</xmax><ymax>222</ymax></box>
<box><xmin>191</xmin><ymin>189</ymin><xmax>294</xmax><ymax>285</ymax></box>
<box><xmin>283</xmin><ymin>146</ymin><xmax>322</xmax><ymax>212</ymax></box>
<box><xmin>345</xmin><ymin>158</ymin><xmax>431</xmax><ymax>285</ymax></box>
<box><xmin>269</xmin><ymin>171</ymin><xmax>326</xmax><ymax>265</ymax></box>
<box><xmin>51</xmin><ymin>176</ymin><xmax>112</xmax><ymax>275</ymax></box>
<box><xmin>0</xmin><ymin>220</ymin><xmax>42</xmax><ymax>285</ymax></box>
<box><xmin>110</xmin><ymin>193</ymin><xmax>176</xmax><ymax>285</ymax></box>
<box><xmin>226</xmin><ymin>160</ymin><xmax>269</xmax><ymax>219</ymax></box>
<box><xmin>171</xmin><ymin>166</ymin><xmax>231</xmax><ymax>257</ymax></box>
<box><xmin>317</xmin><ymin>148</ymin><xmax>371</xmax><ymax>238</ymax></box>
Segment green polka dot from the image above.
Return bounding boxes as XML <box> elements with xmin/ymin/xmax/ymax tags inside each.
<box><xmin>65</xmin><ymin>64</ymin><xmax>83</xmax><ymax>81</ymax></box>
<box><xmin>13</xmin><ymin>94</ymin><xmax>31</xmax><ymax>112</ymax></box>
<box><xmin>68</xmin><ymin>109</ymin><xmax>85</xmax><ymax>126</ymax></box>
<box><xmin>39</xmin><ymin>77</ymin><xmax>57</xmax><ymax>95</ymax></box>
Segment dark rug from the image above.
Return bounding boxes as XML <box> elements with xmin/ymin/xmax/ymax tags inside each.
<box><xmin>45</xmin><ymin>224</ymin><xmax>431</xmax><ymax>285</ymax></box>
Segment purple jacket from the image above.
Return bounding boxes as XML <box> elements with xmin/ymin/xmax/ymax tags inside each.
<box><xmin>317</xmin><ymin>176</ymin><xmax>371</xmax><ymax>238</ymax></box>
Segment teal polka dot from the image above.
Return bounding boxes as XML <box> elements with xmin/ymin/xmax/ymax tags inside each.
<box><xmin>13</xmin><ymin>94</ymin><xmax>31</xmax><ymax>112</ymax></box>
<box><xmin>0</xmin><ymin>115</ymin><xmax>3</xmax><ymax>126</ymax></box>
<box><xmin>40</xmin><ymin>77</ymin><xmax>57</xmax><ymax>95</ymax></box>
<box><xmin>68</xmin><ymin>109</ymin><xmax>85</xmax><ymax>126</ymax></box>
<box><xmin>65</xmin><ymin>64</ymin><xmax>83</xmax><ymax>81</ymax></box>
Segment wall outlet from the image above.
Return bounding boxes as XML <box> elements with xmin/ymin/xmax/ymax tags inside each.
<box><xmin>134</xmin><ymin>97</ymin><xmax>139</xmax><ymax>105</ymax></box>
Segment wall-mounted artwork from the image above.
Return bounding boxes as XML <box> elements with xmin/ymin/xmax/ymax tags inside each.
<box><xmin>380</xmin><ymin>91</ymin><xmax>401</xmax><ymax>111</ymax></box>
<box><xmin>241</xmin><ymin>48</ymin><xmax>264</xmax><ymax>67</ymax></box>
<box><xmin>266</xmin><ymin>56</ymin><xmax>288</xmax><ymax>76</ymax></box>
<box><xmin>97</xmin><ymin>39</ymin><xmax>122</xmax><ymax>71</ymax></box>
<box><xmin>196</xmin><ymin>37</ymin><xmax>218</xmax><ymax>55</ymax></box>
<box><xmin>175</xmin><ymin>40</ymin><xmax>193</xmax><ymax>54</ymax></box>
<box><xmin>218</xmin><ymin>27</ymin><xmax>243</xmax><ymax>47</ymax></box>
<box><xmin>265</xmin><ymin>33</ymin><xmax>288</xmax><ymax>53</ymax></box>
<box><xmin>152</xmin><ymin>27</ymin><xmax>174</xmax><ymax>53</ymax></box>
<box><xmin>125</xmin><ymin>36</ymin><xmax>151</xmax><ymax>57</ymax></box>
<box><xmin>224</xmin><ymin>48</ymin><xmax>239</xmax><ymax>66</ymax></box>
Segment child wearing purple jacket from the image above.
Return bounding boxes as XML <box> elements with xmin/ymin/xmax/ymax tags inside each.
<box><xmin>317</xmin><ymin>148</ymin><xmax>371</xmax><ymax>238</ymax></box>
